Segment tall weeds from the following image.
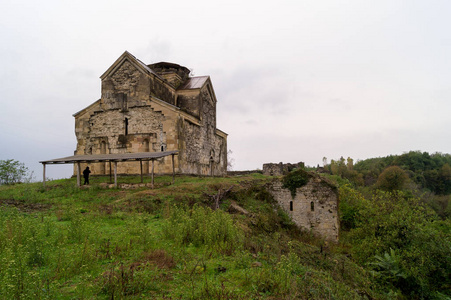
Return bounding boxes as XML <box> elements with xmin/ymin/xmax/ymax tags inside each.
<box><xmin>162</xmin><ymin>204</ymin><xmax>243</xmax><ymax>254</ymax></box>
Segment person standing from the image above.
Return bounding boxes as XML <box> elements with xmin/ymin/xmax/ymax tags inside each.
<box><xmin>83</xmin><ymin>166</ymin><xmax>91</xmax><ymax>185</ymax></box>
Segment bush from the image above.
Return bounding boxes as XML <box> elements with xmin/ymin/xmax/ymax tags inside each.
<box><xmin>282</xmin><ymin>169</ymin><xmax>310</xmax><ymax>198</ymax></box>
<box><xmin>348</xmin><ymin>190</ymin><xmax>451</xmax><ymax>297</ymax></box>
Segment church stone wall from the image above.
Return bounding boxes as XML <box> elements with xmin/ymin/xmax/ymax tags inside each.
<box><xmin>176</xmin><ymin>85</ymin><xmax>227</xmax><ymax>176</ymax></box>
<box><xmin>268</xmin><ymin>177</ymin><xmax>339</xmax><ymax>242</ymax></box>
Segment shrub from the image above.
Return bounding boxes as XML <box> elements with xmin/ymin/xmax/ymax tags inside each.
<box><xmin>348</xmin><ymin>190</ymin><xmax>451</xmax><ymax>297</ymax></box>
<box><xmin>282</xmin><ymin>169</ymin><xmax>310</xmax><ymax>198</ymax></box>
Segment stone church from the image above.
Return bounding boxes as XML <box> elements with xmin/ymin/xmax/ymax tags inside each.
<box><xmin>73</xmin><ymin>51</ymin><xmax>228</xmax><ymax>176</ymax></box>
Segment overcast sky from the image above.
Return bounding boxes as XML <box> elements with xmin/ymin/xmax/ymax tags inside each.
<box><xmin>1</xmin><ymin>0</ymin><xmax>450</xmax><ymax>180</ymax></box>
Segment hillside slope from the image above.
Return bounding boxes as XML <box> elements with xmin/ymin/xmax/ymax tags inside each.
<box><xmin>0</xmin><ymin>174</ymin><xmax>448</xmax><ymax>299</ymax></box>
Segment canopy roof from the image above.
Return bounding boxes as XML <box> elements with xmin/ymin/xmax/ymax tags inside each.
<box><xmin>40</xmin><ymin>151</ymin><xmax>178</xmax><ymax>164</ymax></box>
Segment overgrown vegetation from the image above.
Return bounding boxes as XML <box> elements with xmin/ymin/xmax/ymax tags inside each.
<box><xmin>0</xmin><ymin>160</ymin><xmax>449</xmax><ymax>298</ymax></box>
<box><xmin>325</xmin><ymin>151</ymin><xmax>451</xmax><ymax>298</ymax></box>
<box><xmin>282</xmin><ymin>168</ymin><xmax>310</xmax><ymax>198</ymax></box>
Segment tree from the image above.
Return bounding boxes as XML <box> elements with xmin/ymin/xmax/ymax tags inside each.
<box><xmin>347</xmin><ymin>157</ymin><xmax>354</xmax><ymax>170</ymax></box>
<box><xmin>0</xmin><ymin>159</ymin><xmax>29</xmax><ymax>185</ymax></box>
<box><xmin>227</xmin><ymin>150</ymin><xmax>234</xmax><ymax>171</ymax></box>
<box><xmin>376</xmin><ymin>166</ymin><xmax>409</xmax><ymax>192</ymax></box>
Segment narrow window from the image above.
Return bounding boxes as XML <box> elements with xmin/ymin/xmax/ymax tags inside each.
<box><xmin>289</xmin><ymin>201</ymin><xmax>293</xmax><ymax>211</ymax></box>
<box><xmin>124</xmin><ymin>118</ymin><xmax>129</xmax><ymax>135</ymax></box>
<box><xmin>310</xmin><ymin>201</ymin><xmax>314</xmax><ymax>211</ymax></box>
<box><xmin>161</xmin><ymin>145</ymin><xmax>164</xmax><ymax>152</ymax></box>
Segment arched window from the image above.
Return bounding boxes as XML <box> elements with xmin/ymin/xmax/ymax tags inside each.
<box><xmin>310</xmin><ymin>201</ymin><xmax>314</xmax><ymax>212</ymax></box>
<box><xmin>290</xmin><ymin>201</ymin><xmax>293</xmax><ymax>211</ymax></box>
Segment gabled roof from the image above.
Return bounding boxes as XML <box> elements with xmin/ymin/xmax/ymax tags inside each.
<box><xmin>72</xmin><ymin>99</ymin><xmax>101</xmax><ymax>117</ymax></box>
<box><xmin>100</xmin><ymin>51</ymin><xmax>159</xmax><ymax>80</ymax></box>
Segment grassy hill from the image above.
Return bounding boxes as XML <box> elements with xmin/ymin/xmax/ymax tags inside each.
<box><xmin>0</xmin><ymin>173</ymin><xmax>449</xmax><ymax>299</ymax></box>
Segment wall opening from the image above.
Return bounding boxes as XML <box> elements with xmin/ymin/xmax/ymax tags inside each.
<box><xmin>310</xmin><ymin>201</ymin><xmax>314</xmax><ymax>211</ymax></box>
<box><xmin>124</xmin><ymin>118</ymin><xmax>129</xmax><ymax>135</ymax></box>
<box><xmin>290</xmin><ymin>201</ymin><xmax>293</xmax><ymax>211</ymax></box>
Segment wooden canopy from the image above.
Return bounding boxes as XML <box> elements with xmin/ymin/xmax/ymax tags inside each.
<box><xmin>40</xmin><ymin>151</ymin><xmax>178</xmax><ymax>188</ymax></box>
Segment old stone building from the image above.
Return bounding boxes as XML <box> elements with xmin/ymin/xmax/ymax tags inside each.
<box><xmin>266</xmin><ymin>167</ymin><xmax>339</xmax><ymax>242</ymax></box>
<box><xmin>73</xmin><ymin>51</ymin><xmax>227</xmax><ymax>176</ymax></box>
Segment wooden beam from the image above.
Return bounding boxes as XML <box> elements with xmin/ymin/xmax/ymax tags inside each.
<box><xmin>42</xmin><ymin>164</ymin><xmax>46</xmax><ymax>188</ymax></box>
<box><xmin>172</xmin><ymin>154</ymin><xmax>175</xmax><ymax>184</ymax></box>
<box><xmin>76</xmin><ymin>162</ymin><xmax>81</xmax><ymax>187</ymax></box>
<box><xmin>151</xmin><ymin>159</ymin><xmax>155</xmax><ymax>188</ymax></box>
<box><xmin>114</xmin><ymin>161</ymin><xmax>118</xmax><ymax>188</ymax></box>
<box><xmin>140</xmin><ymin>160</ymin><xmax>143</xmax><ymax>183</ymax></box>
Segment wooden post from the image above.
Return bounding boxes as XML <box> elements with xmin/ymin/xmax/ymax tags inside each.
<box><xmin>77</xmin><ymin>162</ymin><xmax>81</xmax><ymax>187</ymax></box>
<box><xmin>42</xmin><ymin>164</ymin><xmax>46</xmax><ymax>188</ymax></box>
<box><xmin>151</xmin><ymin>159</ymin><xmax>155</xmax><ymax>188</ymax></box>
<box><xmin>114</xmin><ymin>161</ymin><xmax>118</xmax><ymax>188</ymax></box>
<box><xmin>172</xmin><ymin>154</ymin><xmax>175</xmax><ymax>184</ymax></box>
<box><xmin>140</xmin><ymin>160</ymin><xmax>143</xmax><ymax>183</ymax></box>
<box><xmin>109</xmin><ymin>161</ymin><xmax>112</xmax><ymax>183</ymax></box>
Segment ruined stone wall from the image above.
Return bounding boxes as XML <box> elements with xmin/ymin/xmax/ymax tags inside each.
<box><xmin>263</xmin><ymin>162</ymin><xmax>304</xmax><ymax>176</ymax></box>
<box><xmin>268</xmin><ymin>177</ymin><xmax>339</xmax><ymax>242</ymax></box>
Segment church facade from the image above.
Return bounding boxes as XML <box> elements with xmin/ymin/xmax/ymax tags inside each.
<box><xmin>73</xmin><ymin>51</ymin><xmax>227</xmax><ymax>176</ymax></box>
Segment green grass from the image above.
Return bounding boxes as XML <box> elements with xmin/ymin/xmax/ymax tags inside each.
<box><xmin>0</xmin><ymin>174</ymin><xmax>384</xmax><ymax>299</ymax></box>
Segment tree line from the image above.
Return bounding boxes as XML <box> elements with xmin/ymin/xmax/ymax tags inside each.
<box><xmin>324</xmin><ymin>151</ymin><xmax>451</xmax><ymax>195</ymax></box>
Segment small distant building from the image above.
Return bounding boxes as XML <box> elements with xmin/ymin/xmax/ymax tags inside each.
<box><xmin>73</xmin><ymin>51</ymin><xmax>227</xmax><ymax>176</ymax></box>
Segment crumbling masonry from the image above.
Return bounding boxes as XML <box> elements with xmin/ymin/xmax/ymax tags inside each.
<box><xmin>265</xmin><ymin>163</ymin><xmax>339</xmax><ymax>242</ymax></box>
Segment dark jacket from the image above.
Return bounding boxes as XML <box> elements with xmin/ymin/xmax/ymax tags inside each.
<box><xmin>83</xmin><ymin>168</ymin><xmax>91</xmax><ymax>178</ymax></box>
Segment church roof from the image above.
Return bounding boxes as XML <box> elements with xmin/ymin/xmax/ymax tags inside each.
<box><xmin>178</xmin><ymin>76</ymin><xmax>209</xmax><ymax>90</ymax></box>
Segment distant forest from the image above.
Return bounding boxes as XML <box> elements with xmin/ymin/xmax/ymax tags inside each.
<box><xmin>324</xmin><ymin>151</ymin><xmax>451</xmax><ymax>194</ymax></box>
<box><xmin>322</xmin><ymin>151</ymin><xmax>451</xmax><ymax>218</ymax></box>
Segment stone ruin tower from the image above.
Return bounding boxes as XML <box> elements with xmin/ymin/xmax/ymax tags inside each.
<box><xmin>265</xmin><ymin>162</ymin><xmax>340</xmax><ymax>242</ymax></box>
